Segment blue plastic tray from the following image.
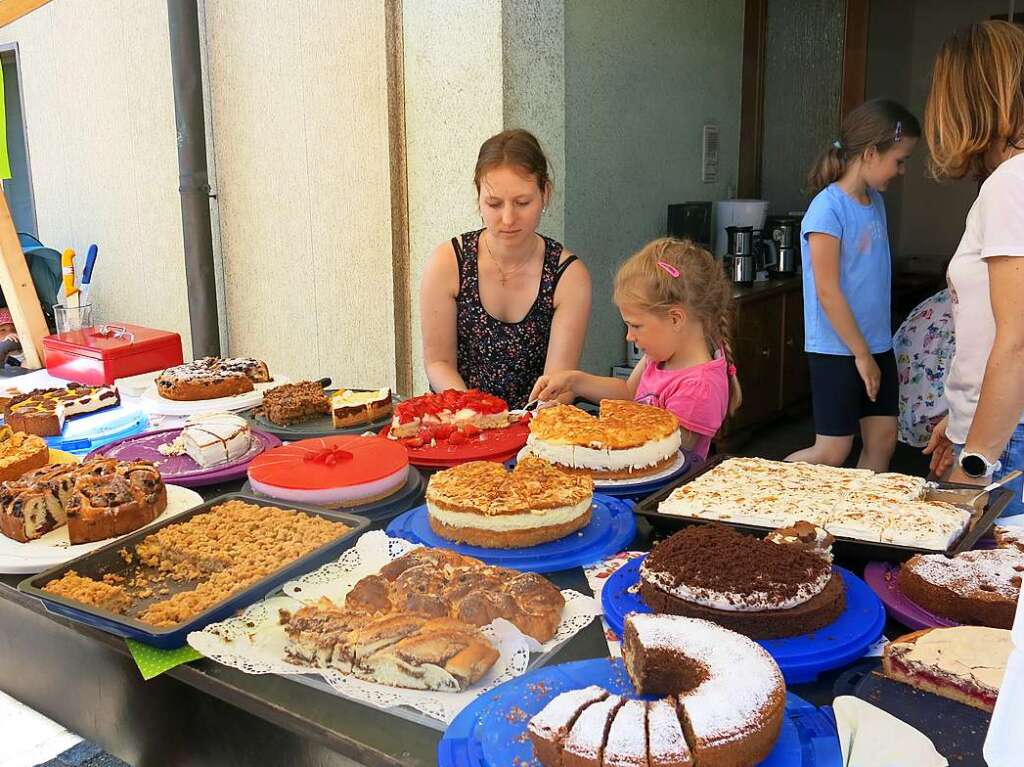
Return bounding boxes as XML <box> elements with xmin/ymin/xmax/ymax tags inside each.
<box><xmin>19</xmin><ymin>494</ymin><xmax>370</xmax><ymax>648</ymax></box>
<box><xmin>602</xmin><ymin>557</ymin><xmax>886</xmax><ymax>684</ymax></box>
<box><xmin>43</xmin><ymin>405</ymin><xmax>149</xmax><ymax>455</ymax></box>
<box><xmin>386</xmin><ymin>494</ymin><xmax>637</xmax><ymax>573</ymax></box>
<box><xmin>438</xmin><ymin>657</ymin><xmax>843</xmax><ymax>767</ymax></box>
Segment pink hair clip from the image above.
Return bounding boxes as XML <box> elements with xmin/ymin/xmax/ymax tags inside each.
<box><xmin>657</xmin><ymin>260</ymin><xmax>680</xmax><ymax>278</ymax></box>
<box><xmin>727</xmin><ymin>364</ymin><xmax>737</xmax><ymax>376</ymax></box>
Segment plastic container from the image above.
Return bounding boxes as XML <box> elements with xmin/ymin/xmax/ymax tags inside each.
<box><xmin>43</xmin><ymin>323</ymin><xmax>183</xmax><ymax>385</ymax></box>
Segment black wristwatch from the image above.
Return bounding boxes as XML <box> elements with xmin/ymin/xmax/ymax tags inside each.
<box><xmin>958</xmin><ymin>451</ymin><xmax>1002</xmax><ymax>479</ymax></box>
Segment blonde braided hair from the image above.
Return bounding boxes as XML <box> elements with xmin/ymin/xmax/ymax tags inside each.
<box><xmin>613</xmin><ymin>238</ymin><xmax>742</xmax><ymax>415</ymax></box>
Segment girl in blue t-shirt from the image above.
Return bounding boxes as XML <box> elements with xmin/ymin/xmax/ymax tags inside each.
<box><xmin>787</xmin><ymin>99</ymin><xmax>920</xmax><ymax>471</ymax></box>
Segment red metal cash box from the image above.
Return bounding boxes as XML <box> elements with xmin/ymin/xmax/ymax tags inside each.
<box><xmin>43</xmin><ymin>323</ymin><xmax>183</xmax><ymax>385</ymax></box>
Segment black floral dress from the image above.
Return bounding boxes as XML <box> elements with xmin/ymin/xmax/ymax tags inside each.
<box><xmin>452</xmin><ymin>229</ymin><xmax>578</xmax><ymax>409</ymax></box>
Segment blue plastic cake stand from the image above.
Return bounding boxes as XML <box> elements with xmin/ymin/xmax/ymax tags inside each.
<box><xmin>385</xmin><ymin>493</ymin><xmax>637</xmax><ymax>573</ymax></box>
<box><xmin>437</xmin><ymin>657</ymin><xmax>843</xmax><ymax>767</ymax></box>
<box><xmin>601</xmin><ymin>557</ymin><xmax>885</xmax><ymax>684</ymax></box>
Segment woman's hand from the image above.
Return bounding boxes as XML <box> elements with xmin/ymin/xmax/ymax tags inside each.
<box><xmin>922</xmin><ymin>414</ymin><xmax>955</xmax><ymax>477</ymax></box>
<box><xmin>854</xmin><ymin>353</ymin><xmax>880</xmax><ymax>402</ymax></box>
<box><xmin>530</xmin><ymin>370</ymin><xmax>577</xmax><ymax>403</ymax></box>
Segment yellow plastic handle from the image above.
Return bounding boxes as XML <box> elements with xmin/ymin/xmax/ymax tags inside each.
<box><xmin>61</xmin><ymin>248</ymin><xmax>78</xmax><ymax>298</ymax></box>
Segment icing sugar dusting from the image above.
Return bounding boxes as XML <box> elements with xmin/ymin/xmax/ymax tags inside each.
<box><xmin>628</xmin><ymin>613</ymin><xmax>783</xmax><ymax>742</ymax></box>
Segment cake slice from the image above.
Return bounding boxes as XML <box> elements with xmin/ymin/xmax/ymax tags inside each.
<box><xmin>261</xmin><ymin>381</ymin><xmax>330</xmax><ymax>426</ymax></box>
<box><xmin>180</xmin><ymin>413</ymin><xmax>252</xmax><ymax>467</ymax></box>
<box><xmin>528</xmin><ymin>685</ymin><xmax>609</xmax><ymax>767</ymax></box>
<box><xmin>882</xmin><ymin>626</ymin><xmax>1011</xmax><ymax>712</ymax></box>
<box><xmin>561</xmin><ymin>694</ymin><xmax>623</xmax><ymax>767</ymax></box>
<box><xmin>994</xmin><ymin>525</ymin><xmax>1024</xmax><ymax>553</ymax></box>
<box><xmin>331</xmin><ymin>388</ymin><xmax>393</xmax><ymax>428</ymax></box>
<box><xmin>0</xmin><ymin>425</ymin><xmax>49</xmax><ymax>482</ymax></box>
<box><xmin>0</xmin><ymin>484</ymin><xmax>67</xmax><ymax>542</ymax></box>
<box><xmin>646</xmin><ymin>698</ymin><xmax>692</xmax><ymax>767</ymax></box>
<box><xmin>602</xmin><ymin>699</ymin><xmax>648</xmax><ymax>767</ymax></box>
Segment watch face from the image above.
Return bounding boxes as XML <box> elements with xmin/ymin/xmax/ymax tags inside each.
<box><xmin>961</xmin><ymin>453</ymin><xmax>987</xmax><ymax>477</ymax></box>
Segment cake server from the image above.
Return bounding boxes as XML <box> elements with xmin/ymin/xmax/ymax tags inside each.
<box><xmin>969</xmin><ymin>470</ymin><xmax>1023</xmax><ymax>514</ymax></box>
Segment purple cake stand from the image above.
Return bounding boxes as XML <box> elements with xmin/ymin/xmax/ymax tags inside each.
<box><xmin>863</xmin><ymin>561</ymin><xmax>960</xmax><ymax>631</ymax></box>
<box><xmin>87</xmin><ymin>427</ymin><xmax>282</xmax><ymax>487</ymax></box>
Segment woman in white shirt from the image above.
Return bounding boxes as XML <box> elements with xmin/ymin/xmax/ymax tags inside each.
<box><xmin>923</xmin><ymin>20</ymin><xmax>1024</xmax><ymax>516</ymax></box>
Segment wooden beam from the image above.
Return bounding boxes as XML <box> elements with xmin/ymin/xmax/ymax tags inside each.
<box><xmin>0</xmin><ymin>0</ymin><xmax>52</xmax><ymax>29</ymax></box>
<box><xmin>0</xmin><ymin>191</ymin><xmax>49</xmax><ymax>367</ymax></box>
<box><xmin>385</xmin><ymin>0</ymin><xmax>413</xmax><ymax>396</ymax></box>
<box><xmin>738</xmin><ymin>0</ymin><xmax>767</xmax><ymax>199</ymax></box>
<box><xmin>840</xmin><ymin>0</ymin><xmax>870</xmax><ymax>117</ymax></box>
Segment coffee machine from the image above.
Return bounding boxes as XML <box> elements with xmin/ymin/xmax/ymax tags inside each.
<box><xmin>726</xmin><ymin>226</ymin><xmax>778</xmax><ymax>284</ymax></box>
<box><xmin>764</xmin><ymin>216</ymin><xmax>801</xmax><ymax>275</ymax></box>
<box><xmin>726</xmin><ymin>226</ymin><xmax>756</xmax><ymax>283</ymax></box>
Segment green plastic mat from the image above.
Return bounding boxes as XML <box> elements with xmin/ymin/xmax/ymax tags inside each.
<box><xmin>126</xmin><ymin>639</ymin><xmax>203</xmax><ymax>680</ymax></box>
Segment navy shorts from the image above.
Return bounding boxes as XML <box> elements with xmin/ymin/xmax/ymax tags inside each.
<box><xmin>807</xmin><ymin>350</ymin><xmax>899</xmax><ymax>437</ymax></box>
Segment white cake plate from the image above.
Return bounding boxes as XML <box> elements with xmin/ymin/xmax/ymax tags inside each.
<box><xmin>138</xmin><ymin>375</ymin><xmax>290</xmax><ymax>416</ymax></box>
<box><xmin>0</xmin><ymin>484</ymin><xmax>203</xmax><ymax>573</ymax></box>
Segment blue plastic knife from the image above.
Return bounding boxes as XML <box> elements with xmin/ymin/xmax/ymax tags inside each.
<box><xmin>81</xmin><ymin>244</ymin><xmax>98</xmax><ymax>305</ymax></box>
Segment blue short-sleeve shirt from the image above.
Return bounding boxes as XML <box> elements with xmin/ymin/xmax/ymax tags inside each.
<box><xmin>800</xmin><ymin>183</ymin><xmax>892</xmax><ymax>355</ymax></box>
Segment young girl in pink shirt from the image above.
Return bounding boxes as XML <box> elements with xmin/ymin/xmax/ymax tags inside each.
<box><xmin>530</xmin><ymin>238</ymin><xmax>741</xmax><ymax>460</ymax></box>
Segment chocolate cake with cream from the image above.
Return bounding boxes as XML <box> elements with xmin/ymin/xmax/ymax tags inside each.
<box><xmin>639</xmin><ymin>523</ymin><xmax>845</xmax><ymax>638</ymax></box>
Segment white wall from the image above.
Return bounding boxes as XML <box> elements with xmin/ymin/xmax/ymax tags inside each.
<box><xmin>0</xmin><ymin>0</ymin><xmax>191</xmax><ymax>356</ymax></box>
<box><xmin>203</xmin><ymin>0</ymin><xmax>396</xmax><ymax>386</ymax></box>
<box><xmin>403</xmin><ymin>0</ymin><xmax>504</xmax><ymax>392</ymax></box>
<box><xmin>563</xmin><ymin>0</ymin><xmax>744</xmax><ymax>373</ymax></box>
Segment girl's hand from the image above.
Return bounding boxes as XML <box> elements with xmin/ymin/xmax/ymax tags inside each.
<box><xmin>530</xmin><ymin>370</ymin><xmax>577</xmax><ymax>403</ymax></box>
<box><xmin>854</xmin><ymin>353</ymin><xmax>880</xmax><ymax>402</ymax></box>
<box><xmin>922</xmin><ymin>414</ymin><xmax>954</xmax><ymax>477</ymax></box>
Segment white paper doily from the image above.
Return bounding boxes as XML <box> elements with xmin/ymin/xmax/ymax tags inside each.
<box><xmin>188</xmin><ymin>530</ymin><xmax>598</xmax><ymax>724</ymax></box>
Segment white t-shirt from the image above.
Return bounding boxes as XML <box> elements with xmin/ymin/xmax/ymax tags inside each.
<box><xmin>945</xmin><ymin>153</ymin><xmax>1024</xmax><ymax>444</ymax></box>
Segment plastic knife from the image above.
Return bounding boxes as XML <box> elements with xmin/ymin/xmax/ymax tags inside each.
<box><xmin>80</xmin><ymin>244</ymin><xmax>98</xmax><ymax>305</ymax></box>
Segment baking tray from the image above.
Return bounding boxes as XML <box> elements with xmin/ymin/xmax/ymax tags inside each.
<box><xmin>634</xmin><ymin>454</ymin><xmax>1013</xmax><ymax>562</ymax></box>
<box><xmin>18</xmin><ymin>493</ymin><xmax>369</xmax><ymax>648</ymax></box>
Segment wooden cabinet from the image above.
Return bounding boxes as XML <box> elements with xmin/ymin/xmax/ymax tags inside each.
<box><xmin>781</xmin><ymin>288</ymin><xmax>810</xmax><ymax>407</ymax></box>
<box><xmin>721</xmin><ymin>278</ymin><xmax>808</xmax><ymax>444</ymax></box>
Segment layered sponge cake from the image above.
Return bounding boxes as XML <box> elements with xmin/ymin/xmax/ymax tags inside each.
<box><xmin>528</xmin><ymin>613</ymin><xmax>785</xmax><ymax>767</ymax></box>
<box><xmin>425</xmin><ymin>456</ymin><xmax>594</xmax><ymax>548</ymax></box>
<box><xmin>524</xmin><ymin>400</ymin><xmax>681</xmax><ymax>478</ymax></box>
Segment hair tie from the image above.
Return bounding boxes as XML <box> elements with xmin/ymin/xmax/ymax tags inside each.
<box><xmin>832</xmin><ymin>139</ymin><xmax>842</xmax><ymax>150</ymax></box>
<box><xmin>656</xmin><ymin>261</ymin><xmax>680</xmax><ymax>278</ymax></box>
<box><xmin>727</xmin><ymin>364</ymin><xmax>737</xmax><ymax>377</ymax></box>
<box><xmin>894</xmin><ymin>120</ymin><xmax>903</xmax><ymax>142</ymax></box>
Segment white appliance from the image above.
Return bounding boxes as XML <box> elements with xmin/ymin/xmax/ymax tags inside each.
<box><xmin>713</xmin><ymin>199</ymin><xmax>770</xmax><ymax>257</ymax></box>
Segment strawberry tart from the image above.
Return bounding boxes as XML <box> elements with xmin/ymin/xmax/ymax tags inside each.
<box><xmin>388</xmin><ymin>389</ymin><xmax>512</xmax><ymax>448</ymax></box>
<box><xmin>247</xmin><ymin>435</ymin><xmax>409</xmax><ymax>508</ymax></box>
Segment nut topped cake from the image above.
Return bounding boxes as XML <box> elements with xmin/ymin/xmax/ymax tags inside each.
<box><xmin>0</xmin><ymin>425</ymin><xmax>49</xmax><ymax>482</ymax></box>
<box><xmin>659</xmin><ymin>456</ymin><xmax>970</xmax><ymax>550</ymax></box>
<box><xmin>639</xmin><ymin>524</ymin><xmax>845</xmax><ymax>638</ymax></box>
<box><xmin>524</xmin><ymin>400</ymin><xmax>682</xmax><ymax>478</ymax></box>
<box><xmin>155</xmin><ymin>357</ymin><xmax>271</xmax><ymax>401</ymax></box>
<box><xmin>425</xmin><ymin>456</ymin><xmax>594</xmax><ymax>548</ymax></box>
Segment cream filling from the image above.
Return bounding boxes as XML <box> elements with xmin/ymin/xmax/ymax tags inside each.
<box><xmin>524</xmin><ymin>430</ymin><xmax>681</xmax><ymax>471</ymax></box>
<box><xmin>427</xmin><ymin>497</ymin><xmax>592</xmax><ymax>532</ymax></box>
<box><xmin>900</xmin><ymin>627</ymin><xmax>1011</xmax><ymax>691</ymax></box>
<box><xmin>640</xmin><ymin>562</ymin><xmax>831</xmax><ymax>612</ymax></box>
